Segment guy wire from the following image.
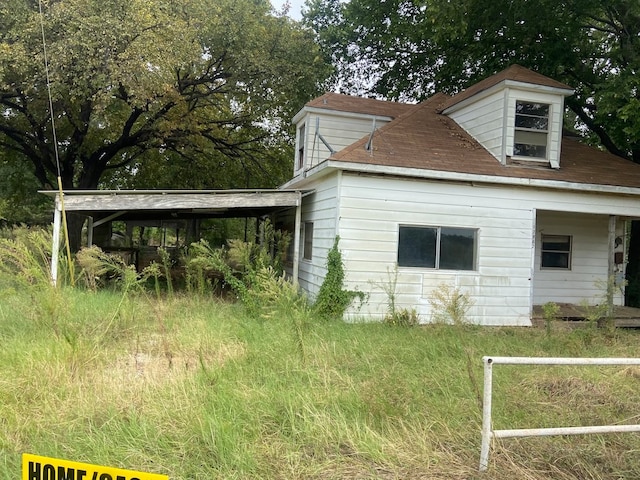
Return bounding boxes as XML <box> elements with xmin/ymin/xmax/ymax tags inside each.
<box><xmin>38</xmin><ymin>0</ymin><xmax>75</xmax><ymax>286</ymax></box>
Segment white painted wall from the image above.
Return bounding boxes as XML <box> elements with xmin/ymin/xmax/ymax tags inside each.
<box><xmin>447</xmin><ymin>86</ymin><xmax>566</xmax><ymax>168</ymax></box>
<box><xmin>336</xmin><ymin>174</ymin><xmax>536</xmax><ymax>326</ymax></box>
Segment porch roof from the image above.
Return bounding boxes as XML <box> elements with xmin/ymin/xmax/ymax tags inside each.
<box><xmin>40</xmin><ymin>189</ymin><xmax>306</xmax><ymax>222</ymax></box>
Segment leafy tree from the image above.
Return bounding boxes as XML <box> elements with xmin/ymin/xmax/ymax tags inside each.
<box><xmin>0</xmin><ymin>150</ymin><xmax>51</xmax><ymax>226</ymax></box>
<box><xmin>0</xmin><ymin>0</ymin><xmax>330</xmax><ymax>245</ymax></box>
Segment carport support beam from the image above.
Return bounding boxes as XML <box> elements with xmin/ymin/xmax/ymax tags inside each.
<box><xmin>51</xmin><ymin>197</ymin><xmax>62</xmax><ymax>286</ymax></box>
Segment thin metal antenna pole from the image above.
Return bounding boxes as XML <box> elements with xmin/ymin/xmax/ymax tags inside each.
<box><xmin>38</xmin><ymin>0</ymin><xmax>75</xmax><ymax>286</ymax></box>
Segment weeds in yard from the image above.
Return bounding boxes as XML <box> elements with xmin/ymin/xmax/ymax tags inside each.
<box><xmin>542</xmin><ymin>301</ymin><xmax>560</xmax><ymax>337</ymax></box>
<box><xmin>428</xmin><ymin>283</ymin><xmax>474</xmax><ymax>325</ymax></box>
<box><xmin>0</xmin><ymin>226</ymin><xmax>71</xmax><ymax>333</ymax></box>
<box><xmin>3</xmin><ymin>227</ymin><xmax>640</xmax><ymax>479</ymax></box>
<box><xmin>370</xmin><ymin>266</ymin><xmax>419</xmax><ymax>326</ymax></box>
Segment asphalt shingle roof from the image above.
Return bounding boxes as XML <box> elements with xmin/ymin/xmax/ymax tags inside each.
<box><xmin>305</xmin><ymin>92</ymin><xmax>415</xmax><ymax>118</ymax></box>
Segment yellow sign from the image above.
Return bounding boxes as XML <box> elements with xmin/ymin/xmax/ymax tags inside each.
<box><xmin>22</xmin><ymin>454</ymin><xmax>169</xmax><ymax>480</ymax></box>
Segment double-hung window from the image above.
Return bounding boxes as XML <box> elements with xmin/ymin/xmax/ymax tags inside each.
<box><xmin>541</xmin><ymin>234</ymin><xmax>571</xmax><ymax>269</ymax></box>
<box><xmin>514</xmin><ymin>101</ymin><xmax>549</xmax><ymax>159</ymax></box>
<box><xmin>398</xmin><ymin>226</ymin><xmax>476</xmax><ymax>270</ymax></box>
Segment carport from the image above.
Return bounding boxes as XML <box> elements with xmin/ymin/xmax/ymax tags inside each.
<box><xmin>43</xmin><ymin>189</ymin><xmax>306</xmax><ymax>285</ymax></box>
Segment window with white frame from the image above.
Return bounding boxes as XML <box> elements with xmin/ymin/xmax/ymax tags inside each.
<box><xmin>297</xmin><ymin>124</ymin><xmax>306</xmax><ymax>170</ymax></box>
<box><xmin>514</xmin><ymin>101</ymin><xmax>549</xmax><ymax>159</ymax></box>
<box><xmin>541</xmin><ymin>234</ymin><xmax>571</xmax><ymax>269</ymax></box>
<box><xmin>398</xmin><ymin>225</ymin><xmax>476</xmax><ymax>270</ymax></box>
<box><xmin>303</xmin><ymin>222</ymin><xmax>313</xmax><ymax>260</ymax></box>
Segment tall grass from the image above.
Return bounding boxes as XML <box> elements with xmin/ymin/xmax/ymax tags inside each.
<box><xmin>2</xmin><ymin>283</ymin><xmax>640</xmax><ymax>479</ymax></box>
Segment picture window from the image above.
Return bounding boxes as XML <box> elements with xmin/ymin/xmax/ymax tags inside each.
<box><xmin>398</xmin><ymin>225</ymin><xmax>476</xmax><ymax>270</ymax></box>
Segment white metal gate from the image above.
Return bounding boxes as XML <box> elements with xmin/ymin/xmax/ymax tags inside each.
<box><xmin>479</xmin><ymin>356</ymin><xmax>640</xmax><ymax>471</ymax></box>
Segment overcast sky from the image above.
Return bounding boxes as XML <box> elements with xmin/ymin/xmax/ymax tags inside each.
<box><xmin>271</xmin><ymin>0</ymin><xmax>306</xmax><ymax>20</ymax></box>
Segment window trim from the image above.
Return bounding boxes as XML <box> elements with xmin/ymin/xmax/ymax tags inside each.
<box><xmin>397</xmin><ymin>225</ymin><xmax>477</xmax><ymax>271</ymax></box>
<box><xmin>303</xmin><ymin>221</ymin><xmax>313</xmax><ymax>261</ymax></box>
<box><xmin>540</xmin><ymin>234</ymin><xmax>572</xmax><ymax>270</ymax></box>
<box><xmin>513</xmin><ymin>101</ymin><xmax>550</xmax><ymax>160</ymax></box>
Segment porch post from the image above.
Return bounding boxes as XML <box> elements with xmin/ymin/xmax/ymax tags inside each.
<box><xmin>87</xmin><ymin>216</ymin><xmax>94</xmax><ymax>247</ymax></box>
<box><xmin>608</xmin><ymin>216</ymin><xmax>616</xmax><ymax>317</ymax></box>
<box><xmin>292</xmin><ymin>193</ymin><xmax>302</xmax><ymax>285</ymax></box>
<box><xmin>530</xmin><ymin>209</ymin><xmax>537</xmax><ymax>323</ymax></box>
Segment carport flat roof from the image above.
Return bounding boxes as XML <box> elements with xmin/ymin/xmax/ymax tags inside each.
<box><xmin>41</xmin><ymin>189</ymin><xmax>308</xmax><ymax>221</ymax></box>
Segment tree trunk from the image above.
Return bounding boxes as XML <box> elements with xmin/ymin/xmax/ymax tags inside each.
<box><xmin>625</xmin><ymin>221</ymin><xmax>640</xmax><ymax>307</ymax></box>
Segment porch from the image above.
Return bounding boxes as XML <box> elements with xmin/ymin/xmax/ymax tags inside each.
<box><xmin>532</xmin><ymin>303</ymin><xmax>640</xmax><ymax>328</ymax></box>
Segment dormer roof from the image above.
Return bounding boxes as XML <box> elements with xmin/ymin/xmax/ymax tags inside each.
<box><xmin>440</xmin><ymin>64</ymin><xmax>574</xmax><ymax>113</ymax></box>
<box><xmin>294</xmin><ymin>92</ymin><xmax>414</xmax><ymax>123</ymax></box>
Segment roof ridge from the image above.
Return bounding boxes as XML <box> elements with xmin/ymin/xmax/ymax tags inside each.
<box><xmin>440</xmin><ymin>64</ymin><xmax>573</xmax><ymax>112</ymax></box>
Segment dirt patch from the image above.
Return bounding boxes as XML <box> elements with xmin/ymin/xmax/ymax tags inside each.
<box><xmin>100</xmin><ymin>334</ymin><xmax>246</xmax><ymax>388</ymax></box>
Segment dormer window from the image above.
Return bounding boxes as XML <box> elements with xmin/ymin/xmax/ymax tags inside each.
<box><xmin>514</xmin><ymin>101</ymin><xmax>549</xmax><ymax>159</ymax></box>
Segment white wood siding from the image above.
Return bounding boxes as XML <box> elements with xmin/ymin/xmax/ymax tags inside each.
<box><xmin>336</xmin><ymin>174</ymin><xmax>536</xmax><ymax>326</ymax></box>
<box><xmin>329</xmin><ymin>174</ymin><xmax>640</xmax><ymax>326</ymax></box>
<box><xmin>294</xmin><ymin>113</ymin><xmax>390</xmax><ymax>175</ymax></box>
<box><xmin>533</xmin><ymin>211</ymin><xmax>624</xmax><ymax>305</ymax></box>
<box><xmin>447</xmin><ymin>90</ymin><xmax>506</xmax><ymax>162</ymax></box>
<box><xmin>296</xmin><ymin>174</ymin><xmax>341</xmax><ymax>298</ymax></box>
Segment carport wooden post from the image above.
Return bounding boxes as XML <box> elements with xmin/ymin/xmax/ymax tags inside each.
<box><xmin>292</xmin><ymin>193</ymin><xmax>302</xmax><ymax>284</ymax></box>
<box><xmin>50</xmin><ymin>195</ymin><xmax>62</xmax><ymax>286</ymax></box>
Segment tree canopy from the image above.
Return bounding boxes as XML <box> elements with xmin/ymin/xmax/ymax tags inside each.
<box><xmin>304</xmin><ymin>0</ymin><xmax>640</xmax><ymax>162</ymax></box>
<box><xmin>0</xmin><ymin>0</ymin><xmax>330</xmax><ymax>200</ymax></box>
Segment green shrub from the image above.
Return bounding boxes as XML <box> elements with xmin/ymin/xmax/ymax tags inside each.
<box><xmin>314</xmin><ymin>236</ymin><xmax>366</xmax><ymax>320</ymax></box>
<box><xmin>185</xmin><ymin>220</ymin><xmax>294</xmax><ymax>310</ymax></box>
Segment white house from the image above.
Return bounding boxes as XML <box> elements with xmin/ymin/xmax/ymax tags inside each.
<box><xmin>280</xmin><ymin>65</ymin><xmax>640</xmax><ymax>326</ymax></box>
